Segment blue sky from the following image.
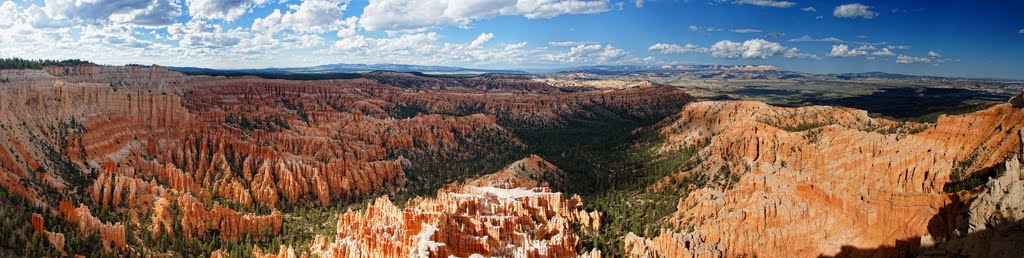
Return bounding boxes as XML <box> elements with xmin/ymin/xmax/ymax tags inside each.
<box><xmin>0</xmin><ymin>0</ymin><xmax>1022</xmax><ymax>79</ymax></box>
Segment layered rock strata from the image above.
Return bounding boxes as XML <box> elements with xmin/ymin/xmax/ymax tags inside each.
<box><xmin>627</xmin><ymin>98</ymin><xmax>1024</xmax><ymax>257</ymax></box>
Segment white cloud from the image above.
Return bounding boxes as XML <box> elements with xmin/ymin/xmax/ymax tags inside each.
<box><xmin>710</xmin><ymin>39</ymin><xmax>784</xmax><ymax>59</ymax></box>
<box><xmin>331</xmin><ymin>35</ymin><xmax>368</xmax><ymax>51</ymax></box>
<box><xmin>325</xmin><ymin>32</ymin><xmax>547</xmax><ymax>67</ymax></box>
<box><xmin>827</xmin><ymin>44</ymin><xmax>874</xmax><ymax>57</ymax></box>
<box><xmin>80</xmin><ymin>23</ymin><xmax>154</xmax><ymax>48</ymax></box>
<box><xmin>0</xmin><ymin>1</ymin><xmax>17</xmax><ymax>26</ymax></box>
<box><xmin>469</xmin><ymin>32</ymin><xmax>494</xmax><ymax>48</ymax></box>
<box><xmin>335</xmin><ymin>16</ymin><xmax>359</xmax><ymax>38</ymax></box>
<box><xmin>888</xmin><ymin>45</ymin><xmax>911</xmax><ymax>50</ymax></box>
<box><xmin>253</xmin><ymin>0</ymin><xmax>349</xmax><ymax>34</ymax></box>
<box><xmin>648</xmin><ymin>43</ymin><xmax>706</xmax><ymax>54</ymax></box>
<box><xmin>687</xmin><ymin>25</ymin><xmax>722</xmax><ymax>32</ymax></box>
<box><xmin>790</xmin><ymin>35</ymin><xmax>843</xmax><ymax>43</ymax></box>
<box><xmin>549</xmin><ymin>41</ymin><xmax>596</xmax><ymax>46</ymax></box>
<box><xmin>633</xmin><ymin>0</ymin><xmax>644</xmax><ymax>8</ymax></box>
<box><xmin>833</xmin><ymin>3</ymin><xmax>877</xmax><ymax>19</ymax></box>
<box><xmin>547</xmin><ymin>43</ymin><xmax>628</xmax><ymax>63</ymax></box>
<box><xmin>42</xmin><ymin>0</ymin><xmax>182</xmax><ymax>26</ymax></box>
<box><xmin>504</xmin><ymin>42</ymin><xmax>528</xmax><ymax>51</ymax></box>
<box><xmin>927</xmin><ymin>51</ymin><xmax>941</xmax><ymax>58</ymax></box>
<box><xmin>734</xmin><ymin>0</ymin><xmax>795</xmax><ymax>8</ymax></box>
<box><xmin>871</xmin><ymin>48</ymin><xmax>894</xmax><ymax>56</ymax></box>
<box><xmin>783</xmin><ymin>48</ymin><xmax>818</xmax><ymax>59</ymax></box>
<box><xmin>1019</xmin><ymin>28</ymin><xmax>1024</xmax><ymax>34</ymax></box>
<box><xmin>186</xmin><ymin>0</ymin><xmax>271</xmax><ymax>21</ymax></box>
<box><xmin>359</xmin><ymin>0</ymin><xmax>610</xmax><ymax>32</ymax></box>
<box><xmin>801</xmin><ymin>6</ymin><xmax>816</xmax><ymax>12</ymax></box>
<box><xmin>732</xmin><ymin>28</ymin><xmax>762</xmax><ymax>33</ymax></box>
<box><xmin>896</xmin><ymin>54</ymin><xmax>930</xmax><ymax>64</ymax></box>
<box><xmin>167</xmin><ymin>20</ymin><xmax>248</xmax><ymax>48</ymax></box>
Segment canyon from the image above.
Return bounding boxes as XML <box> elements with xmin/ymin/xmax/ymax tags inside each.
<box><xmin>0</xmin><ymin>64</ymin><xmax>1021</xmax><ymax>257</ymax></box>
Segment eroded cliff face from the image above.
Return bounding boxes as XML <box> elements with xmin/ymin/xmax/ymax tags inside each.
<box><xmin>456</xmin><ymin>154</ymin><xmax>563</xmax><ymax>189</ymax></box>
<box><xmin>626</xmin><ymin>99</ymin><xmax>1024</xmax><ymax>257</ymax></box>
<box><xmin>920</xmin><ymin>130</ymin><xmax>1024</xmax><ymax>257</ymax></box>
<box><xmin>262</xmin><ymin>156</ymin><xmax>602</xmax><ymax>258</ymax></box>
<box><xmin>0</xmin><ymin>65</ymin><xmax>690</xmax><ymax>256</ymax></box>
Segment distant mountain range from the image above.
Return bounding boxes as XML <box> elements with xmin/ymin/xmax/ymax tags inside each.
<box><xmin>168</xmin><ymin>63</ymin><xmax>527</xmax><ymax>75</ymax></box>
<box><xmin>166</xmin><ymin>63</ymin><xmax>1023</xmax><ymax>83</ymax></box>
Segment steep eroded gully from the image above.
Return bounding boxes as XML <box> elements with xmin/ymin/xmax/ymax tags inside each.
<box><xmin>625</xmin><ymin>93</ymin><xmax>1024</xmax><ymax>257</ymax></box>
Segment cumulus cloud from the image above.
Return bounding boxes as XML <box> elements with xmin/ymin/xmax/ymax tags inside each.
<box><xmin>42</xmin><ymin>0</ymin><xmax>182</xmax><ymax>26</ymax></box>
<box><xmin>801</xmin><ymin>6</ymin><xmax>816</xmax><ymax>12</ymax></box>
<box><xmin>633</xmin><ymin>0</ymin><xmax>644</xmax><ymax>8</ymax></box>
<box><xmin>871</xmin><ymin>48</ymin><xmax>895</xmax><ymax>56</ymax></box>
<box><xmin>648</xmin><ymin>43</ymin><xmax>706</xmax><ymax>54</ymax></box>
<box><xmin>927</xmin><ymin>51</ymin><xmax>941</xmax><ymax>58</ymax></box>
<box><xmin>733</xmin><ymin>0</ymin><xmax>795</xmax><ymax>8</ymax></box>
<box><xmin>732</xmin><ymin>28</ymin><xmax>762</xmax><ymax>33</ymax></box>
<box><xmin>168</xmin><ymin>20</ymin><xmax>247</xmax><ymax>48</ymax></box>
<box><xmin>359</xmin><ymin>0</ymin><xmax>610</xmax><ymax>31</ymax></box>
<box><xmin>896</xmin><ymin>54</ymin><xmax>930</xmax><ymax>64</ymax></box>
<box><xmin>547</xmin><ymin>43</ymin><xmax>628</xmax><ymax>63</ymax></box>
<box><xmin>323</xmin><ymin>32</ymin><xmax>546</xmax><ymax>68</ymax></box>
<box><xmin>186</xmin><ymin>0</ymin><xmax>271</xmax><ymax>21</ymax></box>
<box><xmin>833</xmin><ymin>3</ymin><xmax>877</xmax><ymax>19</ymax></box>
<box><xmin>0</xmin><ymin>1</ymin><xmax>17</xmax><ymax>26</ymax></box>
<box><xmin>790</xmin><ymin>35</ymin><xmax>843</xmax><ymax>43</ymax></box>
<box><xmin>252</xmin><ymin>0</ymin><xmax>349</xmax><ymax>34</ymax></box>
<box><xmin>469</xmin><ymin>32</ymin><xmax>494</xmax><ymax>48</ymax></box>
<box><xmin>710</xmin><ymin>39</ymin><xmax>784</xmax><ymax>59</ymax></box>
<box><xmin>783</xmin><ymin>48</ymin><xmax>818</xmax><ymax>59</ymax></box>
<box><xmin>827</xmin><ymin>44</ymin><xmax>876</xmax><ymax>57</ymax></box>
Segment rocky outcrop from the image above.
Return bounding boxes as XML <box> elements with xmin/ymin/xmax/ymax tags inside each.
<box><xmin>253</xmin><ymin>245</ymin><xmax>304</xmax><ymax>258</ymax></box>
<box><xmin>150</xmin><ymin>197</ymin><xmax>174</xmax><ymax>238</ymax></box>
<box><xmin>31</xmin><ymin>213</ymin><xmax>67</xmax><ymax>255</ymax></box>
<box><xmin>364</xmin><ymin>71</ymin><xmax>556</xmax><ymax>91</ymax></box>
<box><xmin>57</xmin><ymin>199</ymin><xmax>127</xmax><ymax>252</ymax></box>
<box><xmin>306</xmin><ymin>157</ymin><xmax>600</xmax><ymax>258</ymax></box>
<box><xmin>0</xmin><ymin>66</ymin><xmax>688</xmax><ymax>255</ymax></box>
<box><xmin>919</xmin><ymin>130</ymin><xmax>1024</xmax><ymax>257</ymax></box>
<box><xmin>628</xmin><ymin>99</ymin><xmax>1024</xmax><ymax>257</ymax></box>
<box><xmin>210</xmin><ymin>249</ymin><xmax>230</xmax><ymax>258</ymax></box>
<box><xmin>42</xmin><ymin>65</ymin><xmax>187</xmax><ymax>91</ymax></box>
<box><xmin>457</xmin><ymin>154</ymin><xmax>563</xmax><ymax>189</ymax></box>
<box><xmin>173</xmin><ymin>193</ymin><xmax>283</xmax><ymax>241</ymax></box>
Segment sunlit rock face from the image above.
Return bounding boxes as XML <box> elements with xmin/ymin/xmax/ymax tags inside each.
<box><xmin>301</xmin><ymin>156</ymin><xmax>602</xmax><ymax>258</ymax></box>
<box><xmin>0</xmin><ymin>65</ymin><xmax>690</xmax><ymax>256</ymax></box>
<box><xmin>627</xmin><ymin>98</ymin><xmax>1024</xmax><ymax>257</ymax></box>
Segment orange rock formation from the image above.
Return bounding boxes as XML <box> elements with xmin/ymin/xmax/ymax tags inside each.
<box><xmin>627</xmin><ymin>99</ymin><xmax>1024</xmax><ymax>257</ymax></box>
<box><xmin>0</xmin><ymin>65</ymin><xmax>689</xmax><ymax>255</ymax></box>
<box><xmin>303</xmin><ymin>156</ymin><xmax>601</xmax><ymax>258</ymax></box>
<box><xmin>58</xmin><ymin>199</ymin><xmax>127</xmax><ymax>252</ymax></box>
